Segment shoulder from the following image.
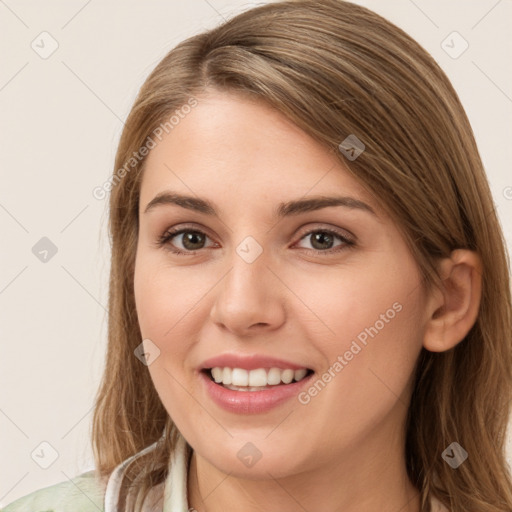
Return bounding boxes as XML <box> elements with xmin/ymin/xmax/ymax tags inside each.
<box><xmin>1</xmin><ymin>470</ymin><xmax>107</xmax><ymax>512</ymax></box>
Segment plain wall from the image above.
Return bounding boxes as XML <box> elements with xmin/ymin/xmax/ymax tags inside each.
<box><xmin>1</xmin><ymin>0</ymin><xmax>511</xmax><ymax>506</ymax></box>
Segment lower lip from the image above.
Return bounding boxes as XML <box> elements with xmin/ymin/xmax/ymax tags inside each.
<box><xmin>199</xmin><ymin>370</ymin><xmax>314</xmax><ymax>414</ymax></box>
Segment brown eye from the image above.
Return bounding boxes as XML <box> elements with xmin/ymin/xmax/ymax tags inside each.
<box><xmin>157</xmin><ymin>226</ymin><xmax>354</xmax><ymax>256</ymax></box>
<box><xmin>177</xmin><ymin>231</ymin><xmax>207</xmax><ymax>251</ymax></box>
<box><xmin>157</xmin><ymin>228</ymin><xmax>214</xmax><ymax>254</ymax></box>
<box><xmin>309</xmin><ymin>232</ymin><xmax>336</xmax><ymax>250</ymax></box>
<box><xmin>296</xmin><ymin>229</ymin><xmax>354</xmax><ymax>253</ymax></box>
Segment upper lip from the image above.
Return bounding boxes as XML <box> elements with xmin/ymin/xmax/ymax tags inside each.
<box><xmin>199</xmin><ymin>353</ymin><xmax>311</xmax><ymax>371</ymax></box>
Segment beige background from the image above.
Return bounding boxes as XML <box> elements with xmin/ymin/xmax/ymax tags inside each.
<box><xmin>1</xmin><ymin>0</ymin><xmax>511</xmax><ymax>506</ymax></box>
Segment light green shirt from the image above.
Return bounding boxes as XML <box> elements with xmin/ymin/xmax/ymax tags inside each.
<box><xmin>2</xmin><ymin>433</ymin><xmax>449</xmax><ymax>511</ymax></box>
<box><xmin>1</xmin><ymin>469</ymin><xmax>106</xmax><ymax>512</ymax></box>
<box><xmin>1</xmin><ymin>434</ymin><xmax>191</xmax><ymax>512</ymax></box>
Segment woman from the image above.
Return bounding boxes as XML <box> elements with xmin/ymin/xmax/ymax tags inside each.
<box><xmin>3</xmin><ymin>0</ymin><xmax>511</xmax><ymax>511</ymax></box>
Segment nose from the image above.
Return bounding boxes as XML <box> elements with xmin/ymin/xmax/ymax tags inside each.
<box><xmin>209</xmin><ymin>247</ymin><xmax>286</xmax><ymax>336</ymax></box>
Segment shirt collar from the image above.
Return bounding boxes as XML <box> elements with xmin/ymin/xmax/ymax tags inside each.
<box><xmin>104</xmin><ymin>432</ymin><xmax>191</xmax><ymax>512</ymax></box>
<box><xmin>163</xmin><ymin>432</ymin><xmax>191</xmax><ymax>511</ymax></box>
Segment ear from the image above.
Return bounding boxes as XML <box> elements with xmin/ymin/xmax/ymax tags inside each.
<box><xmin>423</xmin><ymin>249</ymin><xmax>483</xmax><ymax>352</ymax></box>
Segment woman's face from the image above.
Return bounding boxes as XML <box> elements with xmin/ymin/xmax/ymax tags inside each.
<box><xmin>134</xmin><ymin>90</ymin><xmax>430</xmax><ymax>478</ymax></box>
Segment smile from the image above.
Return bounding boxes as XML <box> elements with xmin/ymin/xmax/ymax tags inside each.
<box><xmin>199</xmin><ymin>366</ymin><xmax>315</xmax><ymax>413</ymax></box>
<box><xmin>208</xmin><ymin>366</ymin><xmax>311</xmax><ymax>390</ymax></box>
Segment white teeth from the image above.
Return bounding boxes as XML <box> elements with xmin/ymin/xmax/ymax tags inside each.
<box><xmin>249</xmin><ymin>368</ymin><xmax>267</xmax><ymax>387</ymax></box>
<box><xmin>208</xmin><ymin>366</ymin><xmax>310</xmax><ymax>388</ymax></box>
<box><xmin>222</xmin><ymin>367</ymin><xmax>232</xmax><ymax>385</ymax></box>
<box><xmin>281</xmin><ymin>369</ymin><xmax>294</xmax><ymax>384</ymax></box>
<box><xmin>294</xmin><ymin>369</ymin><xmax>307</xmax><ymax>381</ymax></box>
<box><xmin>211</xmin><ymin>367</ymin><xmax>223</xmax><ymax>383</ymax></box>
<box><xmin>267</xmin><ymin>367</ymin><xmax>281</xmax><ymax>385</ymax></box>
<box><xmin>231</xmin><ymin>368</ymin><xmax>248</xmax><ymax>386</ymax></box>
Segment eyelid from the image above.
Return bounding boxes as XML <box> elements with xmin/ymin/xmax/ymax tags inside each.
<box><xmin>294</xmin><ymin>224</ymin><xmax>356</xmax><ymax>245</ymax></box>
<box><xmin>156</xmin><ymin>222</ymin><xmax>356</xmax><ymax>255</ymax></box>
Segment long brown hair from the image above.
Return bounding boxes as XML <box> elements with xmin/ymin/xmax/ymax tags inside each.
<box><xmin>91</xmin><ymin>1</ymin><xmax>512</xmax><ymax>510</ymax></box>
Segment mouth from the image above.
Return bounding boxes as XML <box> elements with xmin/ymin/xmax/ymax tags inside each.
<box><xmin>202</xmin><ymin>366</ymin><xmax>315</xmax><ymax>391</ymax></box>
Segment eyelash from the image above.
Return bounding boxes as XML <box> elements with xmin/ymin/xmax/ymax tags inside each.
<box><xmin>155</xmin><ymin>225</ymin><xmax>355</xmax><ymax>256</ymax></box>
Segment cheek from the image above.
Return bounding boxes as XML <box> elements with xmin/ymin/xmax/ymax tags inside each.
<box><xmin>134</xmin><ymin>252</ymin><xmax>199</xmax><ymax>422</ymax></box>
<box><xmin>287</xmin><ymin>249</ymin><xmax>424</xmax><ymax>350</ymax></box>
<box><xmin>290</xmin><ymin>252</ymin><xmax>425</xmax><ymax>412</ymax></box>
<box><xmin>134</xmin><ymin>251</ymin><xmax>207</xmax><ymax>341</ymax></box>
<box><xmin>134</xmin><ymin>257</ymin><xmax>167</xmax><ymax>339</ymax></box>
<box><xmin>318</xmin><ymin>301</ymin><xmax>422</xmax><ymax>450</ymax></box>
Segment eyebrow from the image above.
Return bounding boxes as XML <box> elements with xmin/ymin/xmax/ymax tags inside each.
<box><xmin>143</xmin><ymin>191</ymin><xmax>377</xmax><ymax>218</ymax></box>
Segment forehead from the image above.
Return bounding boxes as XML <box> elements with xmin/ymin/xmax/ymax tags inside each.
<box><xmin>139</xmin><ymin>90</ymin><xmax>379</xmax><ymax>217</ymax></box>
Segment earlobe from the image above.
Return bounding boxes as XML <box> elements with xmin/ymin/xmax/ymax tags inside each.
<box><xmin>422</xmin><ymin>249</ymin><xmax>483</xmax><ymax>353</ymax></box>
